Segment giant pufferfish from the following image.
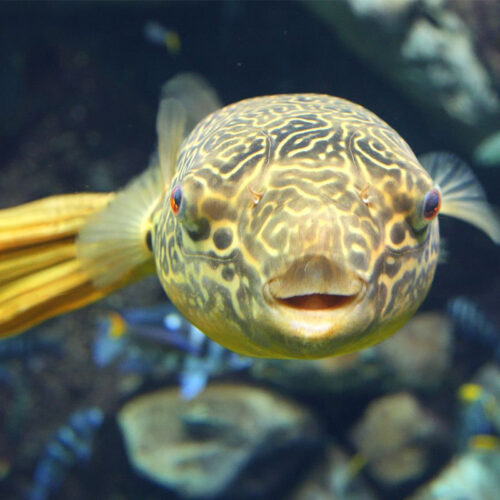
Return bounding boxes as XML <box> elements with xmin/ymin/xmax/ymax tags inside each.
<box><xmin>0</xmin><ymin>74</ymin><xmax>498</xmax><ymax>359</ymax></box>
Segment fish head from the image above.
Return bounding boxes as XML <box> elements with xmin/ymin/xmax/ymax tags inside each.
<box><xmin>153</xmin><ymin>96</ymin><xmax>441</xmax><ymax>359</ymax></box>
<box><xmin>154</xmin><ymin>153</ymin><xmax>439</xmax><ymax>359</ymax></box>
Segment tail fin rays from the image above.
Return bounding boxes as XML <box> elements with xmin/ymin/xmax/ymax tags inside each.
<box><xmin>0</xmin><ymin>191</ymin><xmax>154</xmax><ymax>339</ymax></box>
<box><xmin>0</xmin><ymin>73</ymin><xmax>208</xmax><ymax>338</ymax></box>
<box><xmin>0</xmin><ymin>194</ymin><xmax>113</xmax><ymax>251</ymax></box>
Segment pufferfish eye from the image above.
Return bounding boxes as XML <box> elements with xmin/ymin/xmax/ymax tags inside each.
<box><xmin>423</xmin><ymin>188</ymin><xmax>441</xmax><ymax>221</ymax></box>
<box><xmin>170</xmin><ymin>186</ymin><xmax>183</xmax><ymax>215</ymax></box>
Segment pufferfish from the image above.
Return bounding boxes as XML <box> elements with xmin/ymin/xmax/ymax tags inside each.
<box><xmin>0</xmin><ymin>74</ymin><xmax>499</xmax><ymax>359</ymax></box>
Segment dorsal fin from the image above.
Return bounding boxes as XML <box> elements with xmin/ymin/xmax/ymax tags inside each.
<box><xmin>156</xmin><ymin>98</ymin><xmax>187</xmax><ymax>186</ymax></box>
<box><xmin>156</xmin><ymin>73</ymin><xmax>221</xmax><ymax>185</ymax></box>
<box><xmin>161</xmin><ymin>72</ymin><xmax>222</xmax><ymax>135</ymax></box>
<box><xmin>419</xmin><ymin>152</ymin><xmax>500</xmax><ymax>244</ymax></box>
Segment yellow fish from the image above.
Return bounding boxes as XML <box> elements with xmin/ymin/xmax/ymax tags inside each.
<box><xmin>1</xmin><ymin>74</ymin><xmax>499</xmax><ymax>359</ymax></box>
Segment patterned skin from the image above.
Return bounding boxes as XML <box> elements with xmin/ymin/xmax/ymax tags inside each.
<box><xmin>153</xmin><ymin>94</ymin><xmax>439</xmax><ymax>359</ymax></box>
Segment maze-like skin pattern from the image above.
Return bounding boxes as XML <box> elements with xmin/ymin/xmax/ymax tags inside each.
<box><xmin>152</xmin><ymin>94</ymin><xmax>439</xmax><ymax>359</ymax></box>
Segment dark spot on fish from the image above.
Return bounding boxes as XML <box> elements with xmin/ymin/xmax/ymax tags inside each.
<box><xmin>213</xmin><ymin>228</ymin><xmax>233</xmax><ymax>250</ymax></box>
<box><xmin>350</xmin><ymin>251</ymin><xmax>368</xmax><ymax>271</ymax></box>
<box><xmin>378</xmin><ymin>283</ymin><xmax>388</xmax><ymax>310</ymax></box>
<box><xmin>384</xmin><ymin>257</ymin><xmax>402</xmax><ymax>278</ymax></box>
<box><xmin>202</xmin><ymin>198</ymin><xmax>229</xmax><ymax>221</ymax></box>
<box><xmin>384</xmin><ymin>180</ymin><xmax>397</xmax><ymax>193</ymax></box>
<box><xmin>416</xmin><ymin>178</ymin><xmax>429</xmax><ymax>192</ymax></box>
<box><xmin>187</xmin><ymin>218</ymin><xmax>211</xmax><ymax>242</ymax></box>
<box><xmin>222</xmin><ymin>267</ymin><xmax>235</xmax><ymax>282</ymax></box>
<box><xmin>145</xmin><ymin>230</ymin><xmax>153</xmax><ymax>252</ymax></box>
<box><xmin>390</xmin><ymin>223</ymin><xmax>405</xmax><ymax>245</ymax></box>
<box><xmin>393</xmin><ymin>194</ymin><xmax>412</xmax><ymax>213</ymax></box>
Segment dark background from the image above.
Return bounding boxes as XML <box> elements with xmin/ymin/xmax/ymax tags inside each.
<box><xmin>1</xmin><ymin>0</ymin><xmax>499</xmax><ymax>361</ymax></box>
<box><xmin>0</xmin><ymin>3</ymin><xmax>499</xmax><ymax>498</ymax></box>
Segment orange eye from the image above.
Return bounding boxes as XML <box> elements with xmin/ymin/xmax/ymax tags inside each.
<box><xmin>170</xmin><ymin>186</ymin><xmax>182</xmax><ymax>215</ymax></box>
<box><xmin>423</xmin><ymin>188</ymin><xmax>441</xmax><ymax>220</ymax></box>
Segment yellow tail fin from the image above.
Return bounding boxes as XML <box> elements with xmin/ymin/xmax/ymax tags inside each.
<box><xmin>0</xmin><ymin>187</ymin><xmax>155</xmax><ymax>338</ymax></box>
<box><xmin>0</xmin><ymin>72</ymin><xmax>218</xmax><ymax>339</ymax></box>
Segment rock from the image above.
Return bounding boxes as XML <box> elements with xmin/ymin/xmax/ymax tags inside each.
<box><xmin>350</xmin><ymin>392</ymin><xmax>443</xmax><ymax>486</ymax></box>
<box><xmin>302</xmin><ymin>0</ymin><xmax>500</xmax><ymax>163</ymax></box>
<box><xmin>251</xmin><ymin>312</ymin><xmax>452</xmax><ymax>396</ymax></box>
<box><xmin>290</xmin><ymin>444</ymin><xmax>377</xmax><ymax>500</ymax></box>
<box><xmin>474</xmin><ymin>131</ymin><xmax>500</xmax><ymax>167</ymax></box>
<box><xmin>118</xmin><ymin>383</ymin><xmax>320</xmax><ymax>499</ymax></box>
<box><xmin>449</xmin><ymin>0</ymin><xmax>500</xmax><ymax>88</ymax></box>
<box><xmin>408</xmin><ymin>450</ymin><xmax>500</xmax><ymax>500</ymax></box>
<box><xmin>374</xmin><ymin>312</ymin><xmax>453</xmax><ymax>390</ymax></box>
<box><xmin>250</xmin><ymin>350</ymin><xmax>383</xmax><ymax>396</ymax></box>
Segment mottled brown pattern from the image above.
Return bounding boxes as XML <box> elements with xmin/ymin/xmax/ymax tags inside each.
<box><xmin>151</xmin><ymin>94</ymin><xmax>439</xmax><ymax>359</ymax></box>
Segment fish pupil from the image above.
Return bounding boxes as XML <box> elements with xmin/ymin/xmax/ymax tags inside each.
<box><xmin>423</xmin><ymin>189</ymin><xmax>441</xmax><ymax>220</ymax></box>
<box><xmin>170</xmin><ymin>186</ymin><xmax>183</xmax><ymax>214</ymax></box>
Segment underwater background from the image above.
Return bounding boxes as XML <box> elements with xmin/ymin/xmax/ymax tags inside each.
<box><xmin>1</xmin><ymin>1</ymin><xmax>500</xmax><ymax>499</ymax></box>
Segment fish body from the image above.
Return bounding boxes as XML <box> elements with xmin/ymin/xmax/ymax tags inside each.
<box><xmin>1</xmin><ymin>74</ymin><xmax>499</xmax><ymax>359</ymax></box>
<box><xmin>153</xmin><ymin>94</ymin><xmax>442</xmax><ymax>358</ymax></box>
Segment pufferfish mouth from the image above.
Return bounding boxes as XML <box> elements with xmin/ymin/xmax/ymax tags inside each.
<box><xmin>264</xmin><ymin>255</ymin><xmax>364</xmax><ymax>312</ymax></box>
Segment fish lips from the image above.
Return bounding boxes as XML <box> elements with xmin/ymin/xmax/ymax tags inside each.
<box><xmin>264</xmin><ymin>255</ymin><xmax>365</xmax><ymax>312</ymax></box>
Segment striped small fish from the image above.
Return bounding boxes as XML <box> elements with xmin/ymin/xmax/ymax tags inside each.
<box><xmin>28</xmin><ymin>407</ymin><xmax>104</xmax><ymax>500</ymax></box>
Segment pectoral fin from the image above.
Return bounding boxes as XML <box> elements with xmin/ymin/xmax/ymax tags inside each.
<box><xmin>419</xmin><ymin>152</ymin><xmax>500</xmax><ymax>244</ymax></box>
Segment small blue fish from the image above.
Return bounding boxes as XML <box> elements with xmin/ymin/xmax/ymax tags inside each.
<box><xmin>28</xmin><ymin>407</ymin><xmax>104</xmax><ymax>500</ymax></box>
<box><xmin>179</xmin><ymin>324</ymin><xmax>252</xmax><ymax>399</ymax></box>
<box><xmin>144</xmin><ymin>21</ymin><xmax>181</xmax><ymax>55</ymax></box>
<box><xmin>92</xmin><ymin>303</ymin><xmax>252</xmax><ymax>399</ymax></box>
